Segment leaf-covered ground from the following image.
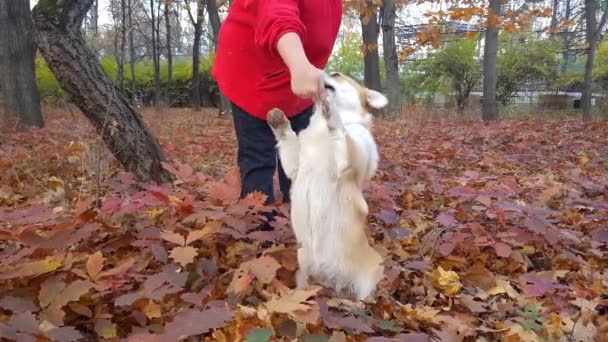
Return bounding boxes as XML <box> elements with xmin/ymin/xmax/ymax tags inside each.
<box><xmin>1</xmin><ymin>108</ymin><xmax>607</xmax><ymax>342</ymax></box>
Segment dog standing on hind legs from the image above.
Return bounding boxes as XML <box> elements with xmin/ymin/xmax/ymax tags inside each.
<box><xmin>267</xmin><ymin>71</ymin><xmax>388</xmax><ymax>300</ymax></box>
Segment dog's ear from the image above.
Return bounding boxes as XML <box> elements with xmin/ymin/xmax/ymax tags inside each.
<box><xmin>366</xmin><ymin>89</ymin><xmax>388</xmax><ymax>109</ymax></box>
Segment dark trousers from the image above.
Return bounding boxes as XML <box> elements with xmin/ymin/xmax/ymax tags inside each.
<box><xmin>231</xmin><ymin>102</ymin><xmax>313</xmax><ymax>204</ymax></box>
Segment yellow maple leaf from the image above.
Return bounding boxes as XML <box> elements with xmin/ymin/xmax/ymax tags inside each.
<box><xmin>431</xmin><ymin>266</ymin><xmax>462</xmax><ymax>296</ymax></box>
<box><xmin>147</xmin><ymin>208</ymin><xmax>165</xmax><ymax>221</ymax></box>
<box><xmin>168</xmin><ymin>195</ymin><xmax>182</xmax><ymax>204</ymax></box>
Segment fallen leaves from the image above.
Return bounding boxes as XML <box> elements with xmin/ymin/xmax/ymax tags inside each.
<box><xmin>265</xmin><ymin>286</ymin><xmax>323</xmax><ymax>324</ymax></box>
<box><xmin>431</xmin><ymin>266</ymin><xmax>462</xmax><ymax>296</ymax></box>
<box><xmin>0</xmin><ymin>111</ymin><xmax>607</xmax><ymax>340</ymax></box>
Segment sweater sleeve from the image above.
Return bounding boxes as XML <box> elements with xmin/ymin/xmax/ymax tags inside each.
<box><xmin>252</xmin><ymin>0</ymin><xmax>306</xmax><ymax>57</ymax></box>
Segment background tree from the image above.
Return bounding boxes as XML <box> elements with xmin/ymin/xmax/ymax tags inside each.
<box><xmin>185</xmin><ymin>0</ymin><xmax>205</xmax><ymax>111</ymax></box>
<box><xmin>165</xmin><ymin>0</ymin><xmax>173</xmax><ymax>103</ymax></box>
<box><xmin>420</xmin><ymin>37</ymin><xmax>481</xmax><ymax>110</ymax></box>
<box><xmin>358</xmin><ymin>1</ymin><xmax>382</xmax><ymax>91</ymax></box>
<box><xmin>33</xmin><ymin>0</ymin><xmax>171</xmax><ymax>182</ymax></box>
<box><xmin>381</xmin><ymin>0</ymin><xmax>402</xmax><ymax>114</ymax></box>
<box><xmin>497</xmin><ymin>32</ymin><xmax>562</xmax><ymax>104</ymax></box>
<box><xmin>581</xmin><ymin>0</ymin><xmax>608</xmax><ymax>120</ymax></box>
<box><xmin>482</xmin><ymin>0</ymin><xmax>501</xmax><ymax>121</ymax></box>
<box><xmin>0</xmin><ymin>0</ymin><xmax>43</xmax><ymax>129</ymax></box>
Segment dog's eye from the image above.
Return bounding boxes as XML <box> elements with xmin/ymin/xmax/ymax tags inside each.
<box><xmin>330</xmin><ymin>72</ymin><xmax>341</xmax><ymax>78</ymax></box>
<box><xmin>324</xmin><ymin>83</ymin><xmax>335</xmax><ymax>91</ymax></box>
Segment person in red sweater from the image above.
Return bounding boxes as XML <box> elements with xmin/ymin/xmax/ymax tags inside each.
<box><xmin>212</xmin><ymin>0</ymin><xmax>343</xmax><ymax>204</ymax></box>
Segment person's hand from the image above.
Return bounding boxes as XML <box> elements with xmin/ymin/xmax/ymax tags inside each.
<box><xmin>290</xmin><ymin>62</ymin><xmax>324</xmax><ymax>100</ymax></box>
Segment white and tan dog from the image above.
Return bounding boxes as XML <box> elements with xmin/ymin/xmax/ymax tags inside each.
<box><xmin>267</xmin><ymin>72</ymin><xmax>387</xmax><ymax>300</ymax></box>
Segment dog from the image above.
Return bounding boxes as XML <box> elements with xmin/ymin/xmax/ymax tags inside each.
<box><xmin>266</xmin><ymin>71</ymin><xmax>387</xmax><ymax>300</ymax></box>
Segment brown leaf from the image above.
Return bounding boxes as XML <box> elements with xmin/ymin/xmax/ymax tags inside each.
<box><xmin>45</xmin><ymin>326</ymin><xmax>83</xmax><ymax>342</ymax></box>
<box><xmin>0</xmin><ymin>296</ymin><xmax>37</xmax><ymax>313</ymax></box>
<box><xmin>185</xmin><ymin>220</ymin><xmax>221</xmax><ymax>245</ymax></box>
<box><xmin>97</xmin><ymin>257</ymin><xmax>135</xmax><ymax>278</ymax></box>
<box><xmin>169</xmin><ymin>246</ymin><xmax>198</xmax><ymax>266</ymax></box>
<box><xmin>534</xmin><ymin>185</ymin><xmax>560</xmax><ymax>207</ymax></box>
<box><xmin>0</xmin><ymin>255</ymin><xmax>64</xmax><ymax>280</ymax></box>
<box><xmin>265</xmin><ymin>286</ymin><xmax>322</xmax><ymax>324</ymax></box>
<box><xmin>161</xmin><ymin>308</ymin><xmax>234</xmax><ymax>340</ymax></box>
<box><xmin>86</xmin><ymin>251</ymin><xmax>104</xmax><ymax>279</ymax></box>
<box><xmin>228</xmin><ymin>255</ymin><xmax>281</xmax><ymax>294</ymax></box>
<box><xmin>40</xmin><ymin>275</ymin><xmax>67</xmax><ymax>309</ymax></box>
<box><xmin>8</xmin><ymin>311</ymin><xmax>39</xmax><ymax>334</ymax></box>
<box><xmin>160</xmin><ymin>230</ymin><xmax>185</xmax><ymax>246</ymax></box>
<box><xmin>143</xmin><ymin>301</ymin><xmax>162</xmax><ymax>319</ymax></box>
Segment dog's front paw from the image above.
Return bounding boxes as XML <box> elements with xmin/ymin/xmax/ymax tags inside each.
<box><xmin>267</xmin><ymin>108</ymin><xmax>290</xmax><ymax>136</ymax></box>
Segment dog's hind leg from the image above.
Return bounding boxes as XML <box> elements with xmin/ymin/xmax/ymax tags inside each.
<box><xmin>267</xmin><ymin>108</ymin><xmax>300</xmax><ymax>180</ymax></box>
<box><xmin>295</xmin><ymin>247</ymin><xmax>311</xmax><ymax>288</ymax></box>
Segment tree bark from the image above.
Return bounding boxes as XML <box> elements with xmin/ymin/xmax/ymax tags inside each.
<box><xmin>33</xmin><ymin>0</ymin><xmax>172</xmax><ymax>183</ymax></box>
<box><xmin>0</xmin><ymin>0</ymin><xmax>44</xmax><ymax>129</ymax></box>
<box><xmin>206</xmin><ymin>0</ymin><xmax>231</xmax><ymax>115</ymax></box>
<box><xmin>381</xmin><ymin>0</ymin><xmax>401</xmax><ymax>115</ymax></box>
<box><xmin>360</xmin><ymin>4</ymin><xmax>381</xmax><ymax>92</ymax></box>
<box><xmin>482</xmin><ymin>0</ymin><xmax>500</xmax><ymax>122</ymax></box>
<box><xmin>165</xmin><ymin>1</ymin><xmax>173</xmax><ymax>104</ymax></box>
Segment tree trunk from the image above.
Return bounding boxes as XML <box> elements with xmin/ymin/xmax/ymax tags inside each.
<box><xmin>360</xmin><ymin>5</ymin><xmax>381</xmax><ymax>92</ymax></box>
<box><xmin>482</xmin><ymin>0</ymin><xmax>500</xmax><ymax>122</ymax></box>
<box><xmin>191</xmin><ymin>2</ymin><xmax>204</xmax><ymax>112</ymax></box>
<box><xmin>165</xmin><ymin>1</ymin><xmax>173</xmax><ymax>104</ymax></box>
<box><xmin>0</xmin><ymin>0</ymin><xmax>43</xmax><ymax>129</ymax></box>
<box><xmin>118</xmin><ymin>0</ymin><xmax>127</xmax><ymax>92</ymax></box>
<box><xmin>128</xmin><ymin>0</ymin><xmax>137</xmax><ymax>103</ymax></box>
<box><xmin>32</xmin><ymin>0</ymin><xmax>172</xmax><ymax>183</ymax></box>
<box><xmin>150</xmin><ymin>0</ymin><xmax>160</xmax><ymax>106</ymax></box>
<box><xmin>561</xmin><ymin>0</ymin><xmax>572</xmax><ymax>74</ymax></box>
<box><xmin>550</xmin><ymin>0</ymin><xmax>559</xmax><ymax>30</ymax></box>
<box><xmin>381</xmin><ymin>0</ymin><xmax>401</xmax><ymax>115</ymax></box>
<box><xmin>582</xmin><ymin>0</ymin><xmax>598</xmax><ymax>121</ymax></box>
<box><xmin>206</xmin><ymin>0</ymin><xmax>231</xmax><ymax>115</ymax></box>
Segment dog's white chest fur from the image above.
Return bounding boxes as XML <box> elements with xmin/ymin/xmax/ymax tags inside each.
<box><xmin>267</xmin><ymin>72</ymin><xmax>386</xmax><ymax>300</ymax></box>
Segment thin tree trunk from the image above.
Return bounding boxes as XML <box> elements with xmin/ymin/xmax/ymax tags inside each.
<box><xmin>118</xmin><ymin>0</ymin><xmax>127</xmax><ymax>92</ymax></box>
<box><xmin>561</xmin><ymin>0</ymin><xmax>572</xmax><ymax>73</ymax></box>
<box><xmin>482</xmin><ymin>0</ymin><xmax>500</xmax><ymax>122</ymax></box>
<box><xmin>206</xmin><ymin>0</ymin><xmax>231</xmax><ymax>115</ymax></box>
<box><xmin>582</xmin><ymin>0</ymin><xmax>598</xmax><ymax>121</ymax></box>
<box><xmin>93</xmin><ymin>0</ymin><xmax>99</xmax><ymax>35</ymax></box>
<box><xmin>150</xmin><ymin>0</ymin><xmax>160</xmax><ymax>106</ymax></box>
<box><xmin>0</xmin><ymin>0</ymin><xmax>43</xmax><ymax>129</ymax></box>
<box><xmin>381</xmin><ymin>0</ymin><xmax>401</xmax><ymax>115</ymax></box>
<box><xmin>33</xmin><ymin>0</ymin><xmax>172</xmax><ymax>183</ymax></box>
<box><xmin>165</xmin><ymin>1</ymin><xmax>173</xmax><ymax>104</ymax></box>
<box><xmin>550</xmin><ymin>0</ymin><xmax>559</xmax><ymax>30</ymax></box>
<box><xmin>128</xmin><ymin>0</ymin><xmax>136</xmax><ymax>103</ymax></box>
<box><xmin>191</xmin><ymin>1</ymin><xmax>204</xmax><ymax>111</ymax></box>
<box><xmin>360</xmin><ymin>5</ymin><xmax>381</xmax><ymax>91</ymax></box>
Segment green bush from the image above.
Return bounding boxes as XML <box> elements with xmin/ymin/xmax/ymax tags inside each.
<box><xmin>35</xmin><ymin>54</ymin><xmax>217</xmax><ymax>106</ymax></box>
<box><xmin>35</xmin><ymin>55</ymin><xmax>64</xmax><ymax>102</ymax></box>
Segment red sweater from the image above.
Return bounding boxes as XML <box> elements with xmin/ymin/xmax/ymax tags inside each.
<box><xmin>211</xmin><ymin>0</ymin><xmax>342</xmax><ymax>120</ymax></box>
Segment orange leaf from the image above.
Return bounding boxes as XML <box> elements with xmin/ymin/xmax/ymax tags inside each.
<box><xmin>86</xmin><ymin>251</ymin><xmax>104</xmax><ymax>279</ymax></box>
